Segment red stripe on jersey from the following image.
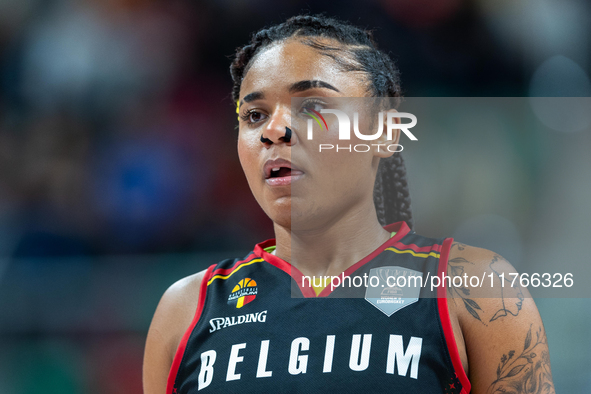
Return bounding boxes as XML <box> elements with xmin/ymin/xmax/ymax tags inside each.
<box><xmin>166</xmin><ymin>264</ymin><xmax>216</xmax><ymax>394</ymax></box>
<box><xmin>255</xmin><ymin>221</ymin><xmax>412</xmax><ymax>298</ymax></box>
<box><xmin>437</xmin><ymin>237</ymin><xmax>471</xmax><ymax>394</ymax></box>
<box><xmin>254</xmin><ymin>245</ymin><xmax>317</xmax><ymax>297</ymax></box>
<box><xmin>391</xmin><ymin>241</ymin><xmax>443</xmax><ymax>254</ymax></box>
<box><xmin>318</xmin><ymin>221</ymin><xmax>411</xmax><ymax>297</ymax></box>
<box><xmin>209</xmin><ymin>253</ymin><xmax>257</xmax><ymax>277</ymax></box>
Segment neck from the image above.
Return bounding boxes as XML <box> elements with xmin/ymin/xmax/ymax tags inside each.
<box><xmin>272</xmin><ymin>203</ymin><xmax>391</xmax><ymax>278</ymax></box>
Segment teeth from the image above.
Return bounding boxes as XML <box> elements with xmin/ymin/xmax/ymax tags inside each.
<box><xmin>272</xmin><ymin>167</ymin><xmax>280</xmax><ymax>172</ymax></box>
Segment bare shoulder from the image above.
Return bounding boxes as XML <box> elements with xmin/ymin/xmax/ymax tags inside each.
<box><xmin>446</xmin><ymin>242</ymin><xmax>555</xmax><ymax>394</ymax></box>
<box><xmin>143</xmin><ymin>269</ymin><xmax>208</xmax><ymax>394</ymax></box>
<box><xmin>447</xmin><ymin>241</ymin><xmax>526</xmax><ymax>326</ymax></box>
<box><xmin>155</xmin><ymin>270</ymin><xmax>207</xmax><ymax>348</ymax></box>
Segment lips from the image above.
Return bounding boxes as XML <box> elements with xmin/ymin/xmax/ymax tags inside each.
<box><xmin>263</xmin><ymin>158</ymin><xmax>304</xmax><ymax>186</ymax></box>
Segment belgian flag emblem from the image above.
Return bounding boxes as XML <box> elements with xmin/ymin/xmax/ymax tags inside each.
<box><xmin>227</xmin><ymin>278</ymin><xmax>258</xmax><ymax>308</ymax></box>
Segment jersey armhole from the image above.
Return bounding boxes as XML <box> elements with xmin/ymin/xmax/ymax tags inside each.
<box><xmin>437</xmin><ymin>237</ymin><xmax>471</xmax><ymax>394</ymax></box>
<box><xmin>166</xmin><ymin>263</ymin><xmax>216</xmax><ymax>394</ymax></box>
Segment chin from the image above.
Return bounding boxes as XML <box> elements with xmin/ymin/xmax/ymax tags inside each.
<box><xmin>266</xmin><ymin>198</ymin><xmax>320</xmax><ymax>231</ymax></box>
<box><xmin>265</xmin><ymin>198</ymin><xmax>292</xmax><ymax>229</ymax></box>
<box><xmin>269</xmin><ymin>211</ymin><xmax>291</xmax><ymax>230</ymax></box>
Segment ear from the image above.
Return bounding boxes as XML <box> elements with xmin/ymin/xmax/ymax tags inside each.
<box><xmin>372</xmin><ymin>108</ymin><xmax>402</xmax><ymax>158</ymax></box>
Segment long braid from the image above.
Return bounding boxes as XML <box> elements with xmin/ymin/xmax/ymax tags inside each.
<box><xmin>373</xmin><ymin>162</ymin><xmax>387</xmax><ymax>226</ymax></box>
<box><xmin>377</xmin><ymin>154</ymin><xmax>413</xmax><ymax>229</ymax></box>
<box><xmin>231</xmin><ymin>14</ymin><xmax>413</xmax><ymax>230</ymax></box>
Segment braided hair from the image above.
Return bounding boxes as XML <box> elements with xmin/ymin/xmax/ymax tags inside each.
<box><xmin>230</xmin><ymin>14</ymin><xmax>413</xmax><ymax>230</ymax></box>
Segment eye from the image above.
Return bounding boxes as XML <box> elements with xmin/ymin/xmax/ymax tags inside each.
<box><xmin>301</xmin><ymin>99</ymin><xmax>326</xmax><ymax>114</ymax></box>
<box><xmin>240</xmin><ymin>109</ymin><xmax>268</xmax><ymax>125</ymax></box>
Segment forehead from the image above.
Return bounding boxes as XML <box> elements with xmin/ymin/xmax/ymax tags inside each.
<box><xmin>239</xmin><ymin>38</ymin><xmax>368</xmax><ymax>99</ymax></box>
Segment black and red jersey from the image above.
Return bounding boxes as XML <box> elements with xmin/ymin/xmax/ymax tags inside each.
<box><xmin>167</xmin><ymin>221</ymin><xmax>470</xmax><ymax>393</ymax></box>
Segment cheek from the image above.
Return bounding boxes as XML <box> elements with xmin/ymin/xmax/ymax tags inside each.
<box><xmin>308</xmin><ymin>131</ymin><xmax>374</xmax><ymax>174</ymax></box>
<box><xmin>237</xmin><ymin>132</ymin><xmax>261</xmax><ymax>182</ymax></box>
<box><xmin>302</xmin><ymin>133</ymin><xmax>376</xmax><ymax>201</ymax></box>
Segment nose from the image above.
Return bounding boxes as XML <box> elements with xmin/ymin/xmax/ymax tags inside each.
<box><xmin>260</xmin><ymin>109</ymin><xmax>295</xmax><ymax>147</ymax></box>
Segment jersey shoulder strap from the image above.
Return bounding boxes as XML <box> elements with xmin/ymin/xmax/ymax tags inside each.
<box><xmin>166</xmin><ymin>251</ymin><xmax>260</xmax><ymax>394</ymax></box>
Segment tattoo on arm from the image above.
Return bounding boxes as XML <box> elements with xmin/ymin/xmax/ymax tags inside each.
<box><xmin>447</xmin><ymin>244</ymin><xmax>524</xmax><ymax>325</ymax></box>
<box><xmin>447</xmin><ymin>255</ymin><xmax>485</xmax><ymax>323</ymax></box>
<box><xmin>451</xmin><ymin>242</ymin><xmax>466</xmax><ymax>251</ymax></box>
<box><xmin>488</xmin><ymin>324</ymin><xmax>555</xmax><ymax>394</ymax></box>
<box><xmin>488</xmin><ymin>254</ymin><xmax>524</xmax><ymax>322</ymax></box>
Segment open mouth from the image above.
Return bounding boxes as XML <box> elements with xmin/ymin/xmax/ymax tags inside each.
<box><xmin>268</xmin><ymin>167</ymin><xmax>293</xmax><ymax>178</ymax></box>
<box><xmin>263</xmin><ymin>160</ymin><xmax>304</xmax><ymax>186</ymax></box>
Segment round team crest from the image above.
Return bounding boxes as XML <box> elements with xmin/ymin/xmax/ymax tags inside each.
<box><xmin>227</xmin><ymin>278</ymin><xmax>258</xmax><ymax>308</ymax></box>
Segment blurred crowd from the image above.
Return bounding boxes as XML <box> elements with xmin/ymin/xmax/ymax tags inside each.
<box><xmin>0</xmin><ymin>0</ymin><xmax>565</xmax><ymax>257</ymax></box>
<box><xmin>0</xmin><ymin>0</ymin><xmax>283</xmax><ymax>257</ymax></box>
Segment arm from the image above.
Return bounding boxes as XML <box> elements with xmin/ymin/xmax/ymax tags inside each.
<box><xmin>447</xmin><ymin>242</ymin><xmax>555</xmax><ymax>394</ymax></box>
<box><xmin>143</xmin><ymin>270</ymin><xmax>206</xmax><ymax>394</ymax></box>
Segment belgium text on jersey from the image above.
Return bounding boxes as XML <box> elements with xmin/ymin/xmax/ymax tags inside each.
<box><xmin>196</xmin><ymin>333</ymin><xmax>423</xmax><ymax>390</ymax></box>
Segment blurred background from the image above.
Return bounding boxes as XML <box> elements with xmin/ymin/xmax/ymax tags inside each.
<box><xmin>0</xmin><ymin>0</ymin><xmax>589</xmax><ymax>392</ymax></box>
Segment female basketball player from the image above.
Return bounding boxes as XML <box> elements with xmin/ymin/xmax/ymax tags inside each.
<box><xmin>144</xmin><ymin>15</ymin><xmax>555</xmax><ymax>394</ymax></box>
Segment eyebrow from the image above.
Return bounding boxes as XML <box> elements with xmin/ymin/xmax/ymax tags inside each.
<box><xmin>289</xmin><ymin>80</ymin><xmax>340</xmax><ymax>94</ymax></box>
<box><xmin>239</xmin><ymin>80</ymin><xmax>340</xmax><ymax>108</ymax></box>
